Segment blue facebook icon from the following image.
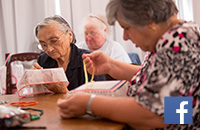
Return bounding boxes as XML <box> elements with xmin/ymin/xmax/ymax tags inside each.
<box><xmin>164</xmin><ymin>97</ymin><xmax>193</xmax><ymax>124</ymax></box>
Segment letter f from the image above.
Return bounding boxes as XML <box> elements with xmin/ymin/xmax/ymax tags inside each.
<box><xmin>176</xmin><ymin>101</ymin><xmax>188</xmax><ymax>124</ymax></box>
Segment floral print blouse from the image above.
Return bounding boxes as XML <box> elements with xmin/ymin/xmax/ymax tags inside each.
<box><xmin>128</xmin><ymin>21</ymin><xmax>200</xmax><ymax>129</ymax></box>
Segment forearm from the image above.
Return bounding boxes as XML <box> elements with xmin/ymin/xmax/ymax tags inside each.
<box><xmin>108</xmin><ymin>59</ymin><xmax>141</xmax><ymax>81</ymax></box>
<box><xmin>91</xmin><ymin>96</ymin><xmax>168</xmax><ymax>129</ymax></box>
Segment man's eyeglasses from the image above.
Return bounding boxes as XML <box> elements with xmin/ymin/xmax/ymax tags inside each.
<box><xmin>39</xmin><ymin>32</ymin><xmax>66</xmax><ymax>51</ymax></box>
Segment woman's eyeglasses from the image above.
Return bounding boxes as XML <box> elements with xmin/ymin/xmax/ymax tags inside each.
<box><xmin>84</xmin><ymin>31</ymin><xmax>100</xmax><ymax>38</ymax></box>
<box><xmin>39</xmin><ymin>32</ymin><xmax>65</xmax><ymax>51</ymax></box>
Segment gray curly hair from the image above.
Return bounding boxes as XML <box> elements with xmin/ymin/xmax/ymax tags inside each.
<box><xmin>106</xmin><ymin>0</ymin><xmax>178</xmax><ymax>28</ymax></box>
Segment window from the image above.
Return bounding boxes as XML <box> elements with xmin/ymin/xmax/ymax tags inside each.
<box><xmin>175</xmin><ymin>0</ymin><xmax>193</xmax><ymax>21</ymax></box>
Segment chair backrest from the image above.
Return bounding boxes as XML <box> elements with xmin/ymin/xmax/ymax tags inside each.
<box><xmin>128</xmin><ymin>53</ymin><xmax>141</xmax><ymax>65</ymax></box>
<box><xmin>5</xmin><ymin>52</ymin><xmax>41</xmax><ymax>94</ymax></box>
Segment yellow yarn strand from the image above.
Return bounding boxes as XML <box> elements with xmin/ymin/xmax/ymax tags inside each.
<box><xmin>83</xmin><ymin>59</ymin><xmax>94</xmax><ymax>89</ymax></box>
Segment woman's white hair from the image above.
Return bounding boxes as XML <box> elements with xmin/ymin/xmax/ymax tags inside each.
<box><xmin>34</xmin><ymin>15</ymin><xmax>76</xmax><ymax>44</ymax></box>
<box><xmin>82</xmin><ymin>13</ymin><xmax>112</xmax><ymax>38</ymax></box>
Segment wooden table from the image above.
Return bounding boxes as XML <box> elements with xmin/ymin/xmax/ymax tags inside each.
<box><xmin>0</xmin><ymin>94</ymin><xmax>126</xmax><ymax>130</ymax></box>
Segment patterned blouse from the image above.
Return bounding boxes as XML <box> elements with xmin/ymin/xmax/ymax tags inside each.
<box><xmin>128</xmin><ymin>21</ymin><xmax>200</xmax><ymax>129</ymax></box>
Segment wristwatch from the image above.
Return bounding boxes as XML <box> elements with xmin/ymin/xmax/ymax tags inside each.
<box><xmin>86</xmin><ymin>94</ymin><xmax>96</xmax><ymax>116</ymax></box>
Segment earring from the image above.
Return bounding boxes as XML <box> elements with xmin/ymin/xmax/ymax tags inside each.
<box><xmin>152</xmin><ymin>27</ymin><xmax>156</xmax><ymax>31</ymax></box>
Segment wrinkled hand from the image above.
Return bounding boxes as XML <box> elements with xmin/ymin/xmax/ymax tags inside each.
<box><xmin>42</xmin><ymin>71</ymin><xmax>68</xmax><ymax>93</ymax></box>
<box><xmin>57</xmin><ymin>93</ymin><xmax>91</xmax><ymax>118</ymax></box>
<box><xmin>82</xmin><ymin>51</ymin><xmax>112</xmax><ymax>75</ymax></box>
<box><xmin>45</xmin><ymin>82</ymin><xmax>68</xmax><ymax>93</ymax></box>
<box><xmin>31</xmin><ymin>62</ymin><xmax>68</xmax><ymax>93</ymax></box>
<box><xmin>31</xmin><ymin>62</ymin><xmax>43</xmax><ymax>69</ymax></box>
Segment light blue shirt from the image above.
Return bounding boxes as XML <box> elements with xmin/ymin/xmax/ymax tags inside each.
<box><xmin>76</xmin><ymin>39</ymin><xmax>131</xmax><ymax>63</ymax></box>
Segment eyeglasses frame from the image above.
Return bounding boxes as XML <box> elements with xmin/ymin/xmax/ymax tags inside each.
<box><xmin>39</xmin><ymin>30</ymin><xmax>68</xmax><ymax>51</ymax></box>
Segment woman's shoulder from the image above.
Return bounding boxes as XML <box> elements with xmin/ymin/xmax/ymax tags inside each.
<box><xmin>37</xmin><ymin>53</ymin><xmax>56</xmax><ymax>67</ymax></box>
<box><xmin>156</xmin><ymin>21</ymin><xmax>200</xmax><ymax>52</ymax></box>
<box><xmin>79</xmin><ymin>48</ymin><xmax>91</xmax><ymax>54</ymax></box>
<box><xmin>38</xmin><ymin>53</ymin><xmax>48</xmax><ymax>61</ymax></box>
<box><xmin>73</xmin><ymin>44</ymin><xmax>91</xmax><ymax>55</ymax></box>
<box><xmin>70</xmin><ymin>44</ymin><xmax>91</xmax><ymax>63</ymax></box>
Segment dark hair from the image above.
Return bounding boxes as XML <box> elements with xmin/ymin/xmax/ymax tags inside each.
<box><xmin>106</xmin><ymin>0</ymin><xmax>178</xmax><ymax>28</ymax></box>
<box><xmin>34</xmin><ymin>15</ymin><xmax>76</xmax><ymax>44</ymax></box>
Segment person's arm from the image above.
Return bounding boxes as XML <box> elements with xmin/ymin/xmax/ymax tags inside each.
<box><xmin>83</xmin><ymin>51</ymin><xmax>140</xmax><ymax>81</ymax></box>
<box><xmin>57</xmin><ymin>93</ymin><xmax>168</xmax><ymax>129</ymax></box>
<box><xmin>92</xmin><ymin>95</ymin><xmax>168</xmax><ymax>129</ymax></box>
<box><xmin>108</xmin><ymin>59</ymin><xmax>140</xmax><ymax>81</ymax></box>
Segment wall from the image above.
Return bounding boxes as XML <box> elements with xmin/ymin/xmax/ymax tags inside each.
<box><xmin>1</xmin><ymin>0</ymin><xmax>200</xmax><ymax>65</ymax></box>
<box><xmin>193</xmin><ymin>0</ymin><xmax>200</xmax><ymax>25</ymax></box>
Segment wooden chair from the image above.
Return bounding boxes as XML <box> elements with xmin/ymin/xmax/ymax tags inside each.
<box><xmin>5</xmin><ymin>52</ymin><xmax>42</xmax><ymax>94</ymax></box>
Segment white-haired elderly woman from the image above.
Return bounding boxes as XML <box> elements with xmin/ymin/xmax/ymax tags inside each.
<box><xmin>57</xmin><ymin>0</ymin><xmax>200</xmax><ymax>129</ymax></box>
<box><xmin>32</xmin><ymin>15</ymin><xmax>106</xmax><ymax>93</ymax></box>
<box><xmin>76</xmin><ymin>14</ymin><xmax>132</xmax><ymax>64</ymax></box>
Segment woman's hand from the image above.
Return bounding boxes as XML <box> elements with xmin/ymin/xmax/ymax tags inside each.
<box><xmin>41</xmin><ymin>69</ymin><xmax>68</xmax><ymax>93</ymax></box>
<box><xmin>83</xmin><ymin>51</ymin><xmax>141</xmax><ymax>81</ymax></box>
<box><xmin>82</xmin><ymin>51</ymin><xmax>112</xmax><ymax>75</ymax></box>
<box><xmin>57</xmin><ymin>93</ymin><xmax>91</xmax><ymax>118</ymax></box>
<box><xmin>31</xmin><ymin>62</ymin><xmax>43</xmax><ymax>69</ymax></box>
<box><xmin>45</xmin><ymin>82</ymin><xmax>68</xmax><ymax>93</ymax></box>
<box><xmin>31</xmin><ymin>62</ymin><xmax>68</xmax><ymax>93</ymax></box>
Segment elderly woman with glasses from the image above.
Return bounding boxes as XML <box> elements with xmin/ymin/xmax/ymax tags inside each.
<box><xmin>76</xmin><ymin>14</ymin><xmax>131</xmax><ymax>63</ymax></box>
<box><xmin>32</xmin><ymin>15</ymin><xmax>106</xmax><ymax>93</ymax></box>
<box><xmin>57</xmin><ymin>0</ymin><xmax>200</xmax><ymax>129</ymax></box>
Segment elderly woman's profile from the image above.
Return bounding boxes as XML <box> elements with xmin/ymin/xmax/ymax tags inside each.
<box><xmin>57</xmin><ymin>0</ymin><xmax>200</xmax><ymax>129</ymax></box>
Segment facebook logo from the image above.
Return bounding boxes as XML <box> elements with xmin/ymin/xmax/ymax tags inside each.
<box><xmin>164</xmin><ymin>97</ymin><xmax>193</xmax><ymax>124</ymax></box>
